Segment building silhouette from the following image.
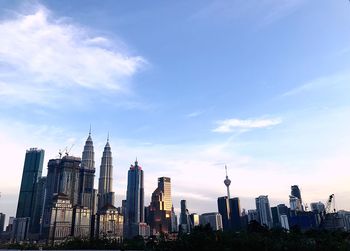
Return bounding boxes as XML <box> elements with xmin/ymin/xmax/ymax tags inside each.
<box><xmin>0</xmin><ymin>213</ymin><xmax>5</xmax><ymax>233</ymax></box>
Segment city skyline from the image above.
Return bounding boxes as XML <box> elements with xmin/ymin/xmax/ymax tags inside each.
<box><xmin>0</xmin><ymin>0</ymin><xmax>350</xmax><ymax>225</ymax></box>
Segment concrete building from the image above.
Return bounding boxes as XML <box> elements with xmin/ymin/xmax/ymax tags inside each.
<box><xmin>96</xmin><ymin>204</ymin><xmax>123</xmax><ymax>240</ymax></box>
<box><xmin>48</xmin><ymin>193</ymin><xmax>73</xmax><ymax>243</ymax></box>
<box><xmin>72</xmin><ymin>206</ymin><xmax>91</xmax><ymax>238</ymax></box>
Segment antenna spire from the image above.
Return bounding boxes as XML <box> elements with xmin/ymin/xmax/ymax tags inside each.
<box><xmin>107</xmin><ymin>132</ymin><xmax>109</xmax><ymax>142</ymax></box>
<box><xmin>89</xmin><ymin>124</ymin><xmax>91</xmax><ymax>136</ymax></box>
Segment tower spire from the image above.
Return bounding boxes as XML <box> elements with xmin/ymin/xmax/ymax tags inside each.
<box><xmin>224</xmin><ymin>165</ymin><xmax>231</xmax><ymax>199</ymax></box>
<box><xmin>89</xmin><ymin>124</ymin><xmax>91</xmax><ymax>136</ymax></box>
<box><xmin>107</xmin><ymin>132</ymin><xmax>109</xmax><ymax>142</ymax></box>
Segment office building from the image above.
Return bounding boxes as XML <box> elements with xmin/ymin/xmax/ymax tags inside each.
<box><xmin>190</xmin><ymin>213</ymin><xmax>200</xmax><ymax>228</ymax></box>
<box><xmin>229</xmin><ymin>197</ymin><xmax>241</xmax><ymax>231</ymax></box>
<box><xmin>16</xmin><ymin>148</ymin><xmax>45</xmax><ymax>230</ymax></box>
<box><xmin>180</xmin><ymin>200</ymin><xmax>190</xmax><ymax>233</ymax></box>
<box><xmin>124</xmin><ymin>160</ymin><xmax>145</xmax><ymax>238</ymax></box>
<box><xmin>310</xmin><ymin>202</ymin><xmax>325</xmax><ymax>214</ymax></box>
<box><xmin>11</xmin><ymin>217</ymin><xmax>30</xmax><ymax>242</ymax></box>
<box><xmin>148</xmin><ymin>177</ymin><xmax>172</xmax><ymax>234</ymax></box>
<box><xmin>79</xmin><ymin>129</ymin><xmax>96</xmax><ymax>212</ymax></box>
<box><xmin>170</xmin><ymin>205</ymin><xmax>178</xmax><ymax>232</ymax></box>
<box><xmin>98</xmin><ymin>137</ymin><xmax>115</xmax><ymax>210</ymax></box>
<box><xmin>291</xmin><ymin>185</ymin><xmax>302</xmax><ymax>204</ymax></box>
<box><xmin>247</xmin><ymin>210</ymin><xmax>259</xmax><ymax>223</ymax></box>
<box><xmin>0</xmin><ymin>213</ymin><xmax>5</xmax><ymax>232</ymax></box>
<box><xmin>200</xmin><ymin>213</ymin><xmax>223</xmax><ymax>231</ymax></box>
<box><xmin>72</xmin><ymin>206</ymin><xmax>91</xmax><ymax>238</ymax></box>
<box><xmin>255</xmin><ymin>195</ymin><xmax>273</xmax><ymax>229</ymax></box>
<box><xmin>96</xmin><ymin>204</ymin><xmax>123</xmax><ymax>240</ymax></box>
<box><xmin>31</xmin><ymin>177</ymin><xmax>46</xmax><ymax>235</ymax></box>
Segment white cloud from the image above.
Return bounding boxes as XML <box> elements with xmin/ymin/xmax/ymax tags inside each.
<box><xmin>0</xmin><ymin>6</ymin><xmax>145</xmax><ymax>106</ymax></box>
<box><xmin>213</xmin><ymin>118</ymin><xmax>282</xmax><ymax>133</ymax></box>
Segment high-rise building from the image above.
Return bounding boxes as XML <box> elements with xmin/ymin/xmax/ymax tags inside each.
<box><xmin>229</xmin><ymin>197</ymin><xmax>241</xmax><ymax>231</ymax></box>
<box><xmin>247</xmin><ymin>210</ymin><xmax>258</xmax><ymax>223</ymax></box>
<box><xmin>217</xmin><ymin>196</ymin><xmax>230</xmax><ymax>230</ymax></box>
<box><xmin>218</xmin><ymin>166</ymin><xmax>241</xmax><ymax>231</ymax></box>
<box><xmin>170</xmin><ymin>205</ymin><xmax>178</xmax><ymax>233</ymax></box>
<box><xmin>310</xmin><ymin>202</ymin><xmax>325</xmax><ymax>214</ymax></box>
<box><xmin>200</xmin><ymin>213</ymin><xmax>223</xmax><ymax>231</ymax></box>
<box><xmin>0</xmin><ymin>213</ymin><xmax>5</xmax><ymax>232</ymax></box>
<box><xmin>180</xmin><ymin>200</ymin><xmax>190</xmax><ymax>233</ymax></box>
<box><xmin>98</xmin><ymin>137</ymin><xmax>115</xmax><ymax>210</ymax></box>
<box><xmin>124</xmin><ymin>160</ymin><xmax>145</xmax><ymax>238</ymax></box>
<box><xmin>31</xmin><ymin>177</ymin><xmax>47</xmax><ymax>235</ymax></box>
<box><xmin>218</xmin><ymin>196</ymin><xmax>241</xmax><ymax>231</ymax></box>
<box><xmin>16</xmin><ymin>148</ymin><xmax>45</xmax><ymax>220</ymax></box>
<box><xmin>289</xmin><ymin>195</ymin><xmax>302</xmax><ymax>212</ymax></box>
<box><xmin>255</xmin><ymin>195</ymin><xmax>273</xmax><ymax>229</ymax></box>
<box><xmin>42</xmin><ymin>155</ymin><xmax>81</xmax><ymax>239</ymax></box>
<box><xmin>79</xmin><ymin>129</ymin><xmax>96</xmax><ymax>212</ymax></box>
<box><xmin>291</xmin><ymin>185</ymin><xmax>303</xmax><ymax>211</ymax></box>
<box><xmin>190</xmin><ymin>213</ymin><xmax>200</xmax><ymax>228</ymax></box>
<box><xmin>148</xmin><ymin>177</ymin><xmax>172</xmax><ymax>234</ymax></box>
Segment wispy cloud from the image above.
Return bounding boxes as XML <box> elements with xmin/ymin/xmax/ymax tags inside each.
<box><xmin>0</xmin><ymin>5</ymin><xmax>145</xmax><ymax>107</ymax></box>
<box><xmin>190</xmin><ymin>0</ymin><xmax>304</xmax><ymax>25</ymax></box>
<box><xmin>282</xmin><ymin>72</ymin><xmax>350</xmax><ymax>97</ymax></box>
<box><xmin>213</xmin><ymin>118</ymin><xmax>282</xmax><ymax>133</ymax></box>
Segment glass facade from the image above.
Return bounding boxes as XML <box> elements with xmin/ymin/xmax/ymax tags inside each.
<box><xmin>16</xmin><ymin>148</ymin><xmax>45</xmax><ymax>219</ymax></box>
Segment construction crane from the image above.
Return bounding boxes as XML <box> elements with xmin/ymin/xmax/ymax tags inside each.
<box><xmin>325</xmin><ymin>194</ymin><xmax>336</xmax><ymax>214</ymax></box>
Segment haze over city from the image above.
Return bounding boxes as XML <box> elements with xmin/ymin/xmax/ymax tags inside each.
<box><xmin>0</xmin><ymin>0</ymin><xmax>350</xmax><ymax>226</ymax></box>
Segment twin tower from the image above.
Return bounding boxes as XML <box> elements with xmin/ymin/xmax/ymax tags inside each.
<box><xmin>81</xmin><ymin>130</ymin><xmax>116</xmax><ymax>212</ymax></box>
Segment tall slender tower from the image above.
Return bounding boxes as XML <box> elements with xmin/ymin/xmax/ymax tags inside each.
<box><xmin>124</xmin><ymin>159</ymin><xmax>145</xmax><ymax>238</ymax></box>
<box><xmin>16</xmin><ymin>148</ymin><xmax>45</xmax><ymax>219</ymax></box>
<box><xmin>98</xmin><ymin>135</ymin><xmax>115</xmax><ymax>210</ymax></box>
<box><xmin>79</xmin><ymin>128</ymin><xmax>96</xmax><ymax>210</ymax></box>
<box><xmin>224</xmin><ymin>165</ymin><xmax>231</xmax><ymax>199</ymax></box>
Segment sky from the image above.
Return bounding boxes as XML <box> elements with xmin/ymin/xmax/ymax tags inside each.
<box><xmin>0</xmin><ymin>0</ymin><xmax>350</xmax><ymax>222</ymax></box>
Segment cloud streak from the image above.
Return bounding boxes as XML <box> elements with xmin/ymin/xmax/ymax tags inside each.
<box><xmin>0</xmin><ymin>6</ymin><xmax>145</xmax><ymax>106</ymax></box>
<box><xmin>213</xmin><ymin>118</ymin><xmax>282</xmax><ymax>133</ymax></box>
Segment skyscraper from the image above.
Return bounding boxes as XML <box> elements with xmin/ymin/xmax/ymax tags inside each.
<box><xmin>0</xmin><ymin>213</ymin><xmax>5</xmax><ymax>232</ymax></box>
<box><xmin>31</xmin><ymin>177</ymin><xmax>47</xmax><ymax>234</ymax></box>
<box><xmin>79</xmin><ymin>129</ymin><xmax>96</xmax><ymax>211</ymax></box>
<box><xmin>291</xmin><ymin>185</ymin><xmax>303</xmax><ymax>211</ymax></box>
<box><xmin>180</xmin><ymin>200</ymin><xmax>190</xmax><ymax>233</ymax></box>
<box><xmin>217</xmin><ymin>196</ymin><xmax>231</xmax><ymax>230</ymax></box>
<box><xmin>42</xmin><ymin>155</ymin><xmax>81</xmax><ymax>238</ymax></box>
<box><xmin>16</xmin><ymin>148</ymin><xmax>45</xmax><ymax>219</ymax></box>
<box><xmin>98</xmin><ymin>137</ymin><xmax>115</xmax><ymax>210</ymax></box>
<box><xmin>124</xmin><ymin>160</ymin><xmax>145</xmax><ymax>238</ymax></box>
<box><xmin>148</xmin><ymin>177</ymin><xmax>172</xmax><ymax>234</ymax></box>
<box><xmin>255</xmin><ymin>195</ymin><xmax>273</xmax><ymax>229</ymax></box>
<box><xmin>218</xmin><ymin>165</ymin><xmax>241</xmax><ymax>231</ymax></box>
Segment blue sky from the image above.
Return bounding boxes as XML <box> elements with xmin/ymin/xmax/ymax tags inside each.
<box><xmin>0</xmin><ymin>0</ymin><xmax>350</xmax><ymax>220</ymax></box>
